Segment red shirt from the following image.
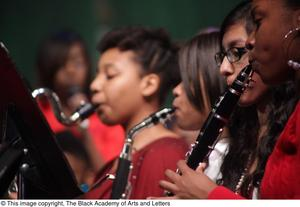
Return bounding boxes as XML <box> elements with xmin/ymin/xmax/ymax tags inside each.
<box><xmin>39</xmin><ymin>103</ymin><xmax>125</xmax><ymax>163</ymax></box>
<box><xmin>83</xmin><ymin>137</ymin><xmax>188</xmax><ymax>199</ymax></box>
<box><xmin>260</xmin><ymin>101</ymin><xmax>300</xmax><ymax>198</ymax></box>
<box><xmin>208</xmin><ymin>101</ymin><xmax>300</xmax><ymax>199</ymax></box>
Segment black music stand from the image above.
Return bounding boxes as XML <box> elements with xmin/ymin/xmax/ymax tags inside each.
<box><xmin>0</xmin><ymin>42</ymin><xmax>82</xmax><ymax>198</ymax></box>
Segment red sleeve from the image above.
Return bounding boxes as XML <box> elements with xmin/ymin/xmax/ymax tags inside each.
<box><xmin>130</xmin><ymin>138</ymin><xmax>188</xmax><ymax>199</ymax></box>
<box><xmin>208</xmin><ymin>186</ymin><xmax>245</xmax><ymax>199</ymax></box>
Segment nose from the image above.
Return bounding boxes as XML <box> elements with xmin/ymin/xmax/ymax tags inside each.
<box><xmin>61</xmin><ymin>64</ymin><xmax>80</xmax><ymax>85</ymax></box>
<box><xmin>64</xmin><ymin>61</ymin><xmax>77</xmax><ymax>74</ymax></box>
<box><xmin>245</xmin><ymin>31</ymin><xmax>255</xmax><ymax>51</ymax></box>
<box><xmin>219</xmin><ymin>57</ymin><xmax>234</xmax><ymax>77</ymax></box>
<box><xmin>90</xmin><ymin>74</ymin><xmax>103</xmax><ymax>95</ymax></box>
<box><xmin>173</xmin><ymin>82</ymin><xmax>183</xmax><ymax>97</ymax></box>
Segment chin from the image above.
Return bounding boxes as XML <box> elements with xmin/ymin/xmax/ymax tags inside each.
<box><xmin>177</xmin><ymin>122</ymin><xmax>191</xmax><ymax>131</ymax></box>
<box><xmin>179</xmin><ymin>122</ymin><xmax>200</xmax><ymax>131</ymax></box>
<box><xmin>262</xmin><ymin>74</ymin><xmax>290</xmax><ymax>86</ymax></box>
<box><xmin>97</xmin><ymin>114</ymin><xmax>117</xmax><ymax>126</ymax></box>
<box><xmin>257</xmin><ymin>63</ymin><xmax>292</xmax><ymax>85</ymax></box>
<box><xmin>103</xmin><ymin>119</ymin><xmax>118</xmax><ymax>126</ymax></box>
<box><xmin>238</xmin><ymin>98</ymin><xmax>255</xmax><ymax>107</ymax></box>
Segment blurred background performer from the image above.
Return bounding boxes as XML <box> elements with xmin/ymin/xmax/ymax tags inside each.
<box><xmin>36</xmin><ymin>29</ymin><xmax>125</xmax><ymax>174</ymax></box>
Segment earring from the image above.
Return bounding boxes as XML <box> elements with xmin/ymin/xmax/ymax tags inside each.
<box><xmin>284</xmin><ymin>27</ymin><xmax>300</xmax><ymax>39</ymax></box>
<box><xmin>288</xmin><ymin>60</ymin><xmax>300</xmax><ymax>70</ymax></box>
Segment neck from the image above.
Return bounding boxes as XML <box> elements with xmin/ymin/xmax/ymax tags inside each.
<box><xmin>220</xmin><ymin>126</ymin><xmax>230</xmax><ymax>139</ymax></box>
<box><xmin>122</xmin><ymin>105</ymin><xmax>178</xmax><ymax>151</ymax></box>
<box><xmin>123</xmin><ymin>105</ymin><xmax>159</xmax><ymax>133</ymax></box>
<box><xmin>257</xmin><ymin>105</ymin><xmax>268</xmax><ymax>127</ymax></box>
<box><xmin>256</xmin><ymin>99</ymin><xmax>271</xmax><ymax>141</ymax></box>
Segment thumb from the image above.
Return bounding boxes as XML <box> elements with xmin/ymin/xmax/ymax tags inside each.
<box><xmin>196</xmin><ymin>162</ymin><xmax>207</xmax><ymax>173</ymax></box>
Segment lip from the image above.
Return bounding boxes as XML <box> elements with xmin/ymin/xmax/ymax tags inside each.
<box><xmin>246</xmin><ymin>80</ymin><xmax>254</xmax><ymax>89</ymax></box>
<box><xmin>172</xmin><ymin>103</ymin><xmax>180</xmax><ymax>114</ymax></box>
<box><xmin>250</xmin><ymin>60</ymin><xmax>261</xmax><ymax>75</ymax></box>
<box><xmin>91</xmin><ymin>95</ymin><xmax>103</xmax><ymax>105</ymax></box>
<box><xmin>248</xmin><ymin>51</ymin><xmax>260</xmax><ymax>72</ymax></box>
<box><xmin>226</xmin><ymin>80</ymin><xmax>231</xmax><ymax>86</ymax></box>
<box><xmin>226</xmin><ymin>78</ymin><xmax>234</xmax><ymax>86</ymax></box>
<box><xmin>172</xmin><ymin>106</ymin><xmax>181</xmax><ymax>118</ymax></box>
<box><xmin>91</xmin><ymin>97</ymin><xmax>105</xmax><ymax>111</ymax></box>
<box><xmin>94</xmin><ymin>105</ymin><xmax>108</xmax><ymax>117</ymax></box>
<box><xmin>248</xmin><ymin>49</ymin><xmax>255</xmax><ymax>63</ymax></box>
<box><xmin>96</xmin><ymin>103</ymin><xmax>106</xmax><ymax>110</ymax></box>
<box><xmin>172</xmin><ymin>103</ymin><xmax>178</xmax><ymax>111</ymax></box>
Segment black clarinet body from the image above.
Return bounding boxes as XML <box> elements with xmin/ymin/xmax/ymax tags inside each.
<box><xmin>186</xmin><ymin>65</ymin><xmax>252</xmax><ymax>170</ymax></box>
<box><xmin>110</xmin><ymin>157</ymin><xmax>131</xmax><ymax>199</ymax></box>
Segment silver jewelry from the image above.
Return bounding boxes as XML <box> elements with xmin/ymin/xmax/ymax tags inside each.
<box><xmin>288</xmin><ymin>60</ymin><xmax>300</xmax><ymax>70</ymax></box>
<box><xmin>283</xmin><ymin>27</ymin><xmax>300</xmax><ymax>64</ymax></box>
<box><xmin>284</xmin><ymin>27</ymin><xmax>300</xmax><ymax>39</ymax></box>
<box><xmin>234</xmin><ymin>154</ymin><xmax>252</xmax><ymax>195</ymax></box>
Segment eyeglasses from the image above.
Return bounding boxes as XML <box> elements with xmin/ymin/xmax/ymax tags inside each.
<box><xmin>214</xmin><ymin>47</ymin><xmax>248</xmax><ymax>67</ymax></box>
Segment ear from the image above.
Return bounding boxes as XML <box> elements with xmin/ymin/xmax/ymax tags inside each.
<box><xmin>139</xmin><ymin>73</ymin><xmax>160</xmax><ymax>98</ymax></box>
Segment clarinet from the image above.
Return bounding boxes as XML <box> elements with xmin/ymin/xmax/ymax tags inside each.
<box><xmin>186</xmin><ymin>65</ymin><xmax>253</xmax><ymax>169</ymax></box>
<box><xmin>110</xmin><ymin>108</ymin><xmax>174</xmax><ymax>199</ymax></box>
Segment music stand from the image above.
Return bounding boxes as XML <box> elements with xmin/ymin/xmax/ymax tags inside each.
<box><xmin>0</xmin><ymin>42</ymin><xmax>82</xmax><ymax>198</ymax></box>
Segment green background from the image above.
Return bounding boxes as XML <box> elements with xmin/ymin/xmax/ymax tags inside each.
<box><xmin>0</xmin><ymin>0</ymin><xmax>241</xmax><ymax>87</ymax></box>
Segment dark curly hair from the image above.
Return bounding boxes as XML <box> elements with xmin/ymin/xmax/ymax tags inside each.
<box><xmin>97</xmin><ymin>26</ymin><xmax>180</xmax><ymax>105</ymax></box>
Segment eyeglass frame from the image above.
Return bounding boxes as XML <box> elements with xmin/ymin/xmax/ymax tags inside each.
<box><xmin>214</xmin><ymin>47</ymin><xmax>248</xmax><ymax>67</ymax></box>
